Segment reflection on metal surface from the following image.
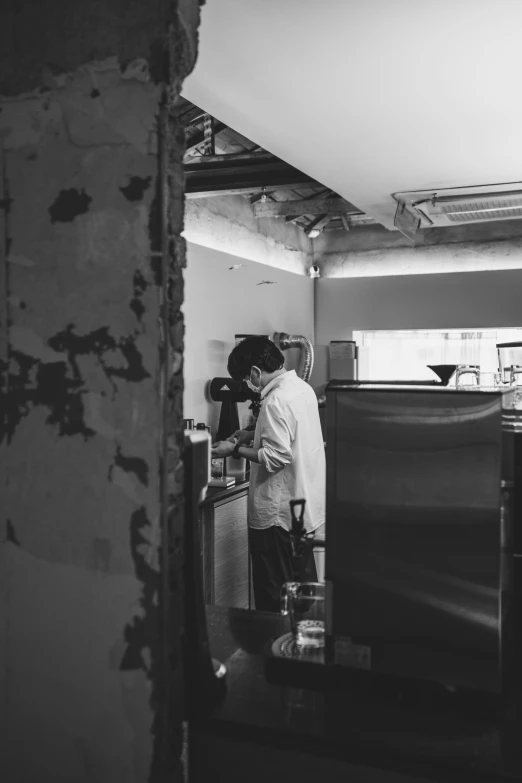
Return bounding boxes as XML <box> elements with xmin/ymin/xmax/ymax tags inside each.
<box><xmin>271</xmin><ymin>632</ymin><xmax>325</xmax><ymax>662</ymax></box>
<box><xmin>509</xmin><ymin>365</ymin><xmax>522</xmax><ymax>386</ymax></box>
<box><xmin>326</xmin><ymin>385</ymin><xmax>514</xmax><ymax>693</ymax></box>
<box><xmin>350</xmin><ymin>557</ymin><xmax>498</xmax><ymax>631</ymax></box>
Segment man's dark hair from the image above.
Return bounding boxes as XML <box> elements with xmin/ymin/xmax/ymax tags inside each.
<box><xmin>227</xmin><ymin>336</ymin><xmax>285</xmax><ymax>381</ymax></box>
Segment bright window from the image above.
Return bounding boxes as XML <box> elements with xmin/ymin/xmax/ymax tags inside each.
<box><xmin>353</xmin><ymin>328</ymin><xmax>522</xmax><ymax>382</ymax></box>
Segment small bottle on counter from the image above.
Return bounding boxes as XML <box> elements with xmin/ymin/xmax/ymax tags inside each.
<box><xmin>211</xmin><ymin>457</ymin><xmax>224</xmax><ymax>479</ymax></box>
<box><xmin>225</xmin><ymin>413</ymin><xmax>250</xmax><ymax>483</ymax></box>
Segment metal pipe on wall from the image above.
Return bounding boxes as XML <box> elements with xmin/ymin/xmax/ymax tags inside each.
<box><xmin>272</xmin><ymin>331</ymin><xmax>314</xmax><ymax>383</ymax></box>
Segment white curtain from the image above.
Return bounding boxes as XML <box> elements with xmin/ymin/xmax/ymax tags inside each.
<box><xmin>355</xmin><ymin>328</ymin><xmax>522</xmax><ymax>382</ymax></box>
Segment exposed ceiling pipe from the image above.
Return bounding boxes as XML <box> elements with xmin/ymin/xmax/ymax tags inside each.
<box><xmin>272</xmin><ymin>332</ymin><xmax>314</xmax><ymax>383</ymax></box>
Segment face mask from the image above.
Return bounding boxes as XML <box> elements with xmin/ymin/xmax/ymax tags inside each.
<box><xmin>246</xmin><ymin>366</ymin><xmax>262</xmax><ymax>394</ymax></box>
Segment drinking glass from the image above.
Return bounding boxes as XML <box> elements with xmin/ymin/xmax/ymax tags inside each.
<box><xmin>479</xmin><ymin>371</ymin><xmax>498</xmax><ymax>389</ymax></box>
<box><xmin>211</xmin><ymin>457</ymin><xmax>224</xmax><ymax>478</ymax></box>
<box><xmin>280</xmin><ymin>582</ymin><xmax>325</xmax><ymax>648</ymax></box>
<box><xmin>456</xmin><ymin>365</ymin><xmax>480</xmax><ymax>389</ymax></box>
<box><xmin>509</xmin><ymin>365</ymin><xmax>522</xmax><ymax>386</ymax></box>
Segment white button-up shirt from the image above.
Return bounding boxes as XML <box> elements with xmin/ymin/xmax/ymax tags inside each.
<box><xmin>248</xmin><ymin>370</ymin><xmax>326</xmax><ymax>533</ymax></box>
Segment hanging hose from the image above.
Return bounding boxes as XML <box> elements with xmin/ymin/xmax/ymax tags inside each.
<box><xmin>272</xmin><ymin>332</ymin><xmax>314</xmax><ymax>383</ymax></box>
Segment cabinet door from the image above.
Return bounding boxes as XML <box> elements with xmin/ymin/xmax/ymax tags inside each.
<box><xmin>214</xmin><ymin>495</ymin><xmax>249</xmax><ymax>609</ymax></box>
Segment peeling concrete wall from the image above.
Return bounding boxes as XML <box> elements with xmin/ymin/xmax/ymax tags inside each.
<box><xmin>0</xmin><ymin>0</ymin><xmax>197</xmax><ymax>97</ymax></box>
<box><xmin>314</xmin><ymin>217</ymin><xmax>522</xmax><ymax>255</ymax></box>
<box><xmin>314</xmin><ymin>220</ymin><xmax>522</xmax><ymax>278</ymax></box>
<box><xmin>0</xmin><ymin>3</ymin><xmax>200</xmax><ymax>782</ymax></box>
<box><xmin>184</xmin><ymin>195</ymin><xmax>312</xmax><ymax>275</ymax></box>
<box><xmin>185</xmin><ymin>194</ymin><xmax>522</xmax><ymax>279</ymax></box>
<box><xmin>318</xmin><ymin>237</ymin><xmax>522</xmax><ymax>278</ymax></box>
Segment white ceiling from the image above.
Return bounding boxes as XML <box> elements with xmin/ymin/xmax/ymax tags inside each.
<box><xmin>183</xmin><ymin>0</ymin><xmax>522</xmax><ymax>230</ymax></box>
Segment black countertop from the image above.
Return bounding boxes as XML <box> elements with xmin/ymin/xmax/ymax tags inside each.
<box><xmin>202</xmin><ymin>605</ymin><xmax>522</xmax><ymax>783</ymax></box>
<box><xmin>200</xmin><ymin>479</ymin><xmax>249</xmax><ymax>507</ymax></box>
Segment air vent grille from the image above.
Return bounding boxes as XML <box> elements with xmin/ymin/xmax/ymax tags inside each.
<box><xmin>438</xmin><ymin>197</ymin><xmax>522</xmax><ymax>223</ymax></box>
<box><xmin>446</xmin><ymin>206</ymin><xmax>522</xmax><ymax>222</ymax></box>
<box><xmin>394</xmin><ymin>186</ymin><xmax>522</xmax><ymax>233</ymax></box>
<box><xmin>439</xmin><ymin>198</ymin><xmax>522</xmax><ymax>214</ymax></box>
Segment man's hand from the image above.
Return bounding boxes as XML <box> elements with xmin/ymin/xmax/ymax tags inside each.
<box><xmin>211</xmin><ymin>440</ymin><xmax>236</xmax><ymax>457</ymax></box>
<box><xmin>227</xmin><ymin>429</ymin><xmax>254</xmax><ymax>446</ymax></box>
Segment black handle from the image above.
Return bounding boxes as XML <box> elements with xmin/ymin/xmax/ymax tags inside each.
<box><xmin>290</xmin><ymin>499</ymin><xmax>305</xmax><ymax>532</ymax></box>
<box><xmin>289</xmin><ymin>499</ymin><xmax>307</xmax><ymax>558</ymax></box>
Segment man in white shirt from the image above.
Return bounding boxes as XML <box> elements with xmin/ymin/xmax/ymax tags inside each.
<box><xmin>211</xmin><ymin>336</ymin><xmax>326</xmax><ymax>612</ymax></box>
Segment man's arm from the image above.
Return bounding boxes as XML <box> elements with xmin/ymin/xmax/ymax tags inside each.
<box><xmin>211</xmin><ymin>439</ymin><xmax>261</xmax><ymax>463</ymax></box>
<box><xmin>226</xmin><ymin>429</ymin><xmax>255</xmax><ymax>446</ymax></box>
<box><xmin>213</xmin><ymin>403</ymin><xmax>293</xmax><ymax>468</ymax></box>
<box><xmin>257</xmin><ymin>401</ymin><xmax>294</xmax><ymax>472</ymax></box>
<box><xmin>232</xmin><ymin>445</ymin><xmax>261</xmax><ymax>463</ymax></box>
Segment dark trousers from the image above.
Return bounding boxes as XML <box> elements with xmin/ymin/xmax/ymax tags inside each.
<box><xmin>248</xmin><ymin>525</ymin><xmax>318</xmax><ymax>613</ymax></box>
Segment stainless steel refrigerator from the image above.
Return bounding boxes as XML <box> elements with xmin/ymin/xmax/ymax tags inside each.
<box><xmin>325</xmin><ymin>383</ymin><xmax>515</xmax><ymax>694</ymax></box>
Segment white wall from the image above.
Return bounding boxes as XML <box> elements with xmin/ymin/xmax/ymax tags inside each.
<box><xmin>313</xmin><ymin>268</ymin><xmax>522</xmax><ymax>386</ymax></box>
<box><xmin>316</xmin><ymin>268</ymin><xmax>522</xmax><ymax>344</ymax></box>
<box><xmin>184</xmin><ymin>248</ymin><xmax>522</xmax><ymax>416</ymax></box>
<box><xmin>183</xmin><ymin>242</ymin><xmax>314</xmax><ymax>435</ymax></box>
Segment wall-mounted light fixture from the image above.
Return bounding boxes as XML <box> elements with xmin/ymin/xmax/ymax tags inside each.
<box><xmin>308</xmin><ymin>264</ymin><xmax>320</xmax><ymax>279</ymax></box>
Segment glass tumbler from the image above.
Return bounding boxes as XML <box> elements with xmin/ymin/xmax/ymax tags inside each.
<box><xmin>211</xmin><ymin>457</ymin><xmax>224</xmax><ymax>478</ymax></box>
<box><xmin>479</xmin><ymin>371</ymin><xmax>498</xmax><ymax>389</ymax></box>
<box><xmin>456</xmin><ymin>365</ymin><xmax>480</xmax><ymax>389</ymax></box>
<box><xmin>280</xmin><ymin>581</ymin><xmax>325</xmax><ymax>649</ymax></box>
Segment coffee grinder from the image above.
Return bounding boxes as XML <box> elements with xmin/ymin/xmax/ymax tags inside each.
<box><xmin>209</xmin><ymin>377</ymin><xmax>260</xmax><ymax>486</ymax></box>
<box><xmin>209</xmin><ymin>377</ymin><xmax>252</xmax><ymax>441</ymax></box>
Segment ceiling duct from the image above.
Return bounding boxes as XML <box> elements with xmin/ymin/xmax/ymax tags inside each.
<box><xmin>272</xmin><ymin>332</ymin><xmax>314</xmax><ymax>383</ymax></box>
<box><xmin>393</xmin><ymin>182</ymin><xmax>522</xmax><ymax>236</ymax></box>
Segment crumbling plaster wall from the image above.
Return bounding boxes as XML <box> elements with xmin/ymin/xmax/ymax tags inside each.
<box><xmin>0</xmin><ymin>0</ymin><xmax>198</xmax><ymax>98</ymax></box>
<box><xmin>0</xmin><ymin>2</ymin><xmax>200</xmax><ymax>782</ymax></box>
<box><xmin>186</xmin><ymin>197</ymin><xmax>522</xmax><ymax>278</ymax></box>
<box><xmin>313</xmin><ymin>220</ymin><xmax>522</xmax><ymax>277</ymax></box>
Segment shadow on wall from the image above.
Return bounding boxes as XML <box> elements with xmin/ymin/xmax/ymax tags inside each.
<box><xmin>207</xmin><ymin>340</ymin><xmax>227</xmax><ymax>365</ymax></box>
<box><xmin>183</xmin><ymin>243</ymin><xmax>315</xmax><ymax>433</ymax></box>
